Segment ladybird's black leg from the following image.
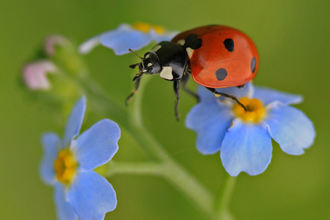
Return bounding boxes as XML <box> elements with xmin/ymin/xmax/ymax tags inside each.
<box><xmin>129</xmin><ymin>63</ymin><xmax>139</xmax><ymax>69</ymax></box>
<box><xmin>125</xmin><ymin>77</ymin><xmax>141</xmax><ymax>106</ymax></box>
<box><xmin>206</xmin><ymin>87</ymin><xmax>247</xmax><ymax>111</ymax></box>
<box><xmin>237</xmin><ymin>84</ymin><xmax>245</xmax><ymax>89</ymax></box>
<box><xmin>181</xmin><ymin>70</ymin><xmax>200</xmax><ymax>102</ymax></box>
<box><xmin>173</xmin><ymin>80</ymin><xmax>180</xmax><ymax>121</ymax></box>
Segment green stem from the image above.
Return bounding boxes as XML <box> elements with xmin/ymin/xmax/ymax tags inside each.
<box><xmin>78</xmin><ymin>66</ymin><xmax>236</xmax><ymax>219</ymax></box>
<box><xmin>79</xmin><ymin>74</ymin><xmax>129</xmax><ymax>128</ymax></box>
<box><xmin>215</xmin><ymin>174</ymin><xmax>237</xmax><ymax>220</ymax></box>
<box><xmin>100</xmin><ymin>160</ymin><xmax>214</xmax><ymax>215</ymax></box>
<box><xmin>127</xmin><ymin>75</ymin><xmax>172</xmax><ymax>161</ymax></box>
<box><xmin>126</xmin><ymin>74</ymin><xmax>215</xmax><ymax>215</ymax></box>
<box><xmin>82</xmin><ymin>72</ymin><xmax>215</xmax><ymax>216</ymax></box>
<box><xmin>127</xmin><ymin>75</ymin><xmax>151</xmax><ymax>128</ymax></box>
<box><xmin>100</xmin><ymin>161</ymin><xmax>164</xmax><ymax>177</ymax></box>
<box><xmin>162</xmin><ymin>161</ymin><xmax>214</xmax><ymax>214</ymax></box>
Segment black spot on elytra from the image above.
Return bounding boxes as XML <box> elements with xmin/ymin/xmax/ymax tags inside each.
<box><xmin>251</xmin><ymin>57</ymin><xmax>256</xmax><ymax>73</ymax></box>
<box><xmin>223</xmin><ymin>38</ymin><xmax>234</xmax><ymax>52</ymax></box>
<box><xmin>215</xmin><ymin>68</ymin><xmax>227</xmax><ymax>81</ymax></box>
<box><xmin>183</xmin><ymin>34</ymin><xmax>202</xmax><ymax>50</ymax></box>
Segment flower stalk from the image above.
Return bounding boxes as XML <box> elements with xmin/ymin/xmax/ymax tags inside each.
<box><xmin>83</xmin><ymin>65</ymin><xmax>218</xmax><ymax>218</ymax></box>
<box><xmin>125</xmin><ymin>67</ymin><xmax>215</xmax><ymax>215</ymax></box>
<box><xmin>215</xmin><ymin>174</ymin><xmax>237</xmax><ymax>220</ymax></box>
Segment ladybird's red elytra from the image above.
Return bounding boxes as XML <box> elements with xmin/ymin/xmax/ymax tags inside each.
<box><xmin>171</xmin><ymin>25</ymin><xmax>259</xmax><ymax>88</ymax></box>
<box><xmin>127</xmin><ymin>25</ymin><xmax>259</xmax><ymax>120</ymax></box>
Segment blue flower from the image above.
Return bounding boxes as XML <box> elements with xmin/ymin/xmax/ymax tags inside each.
<box><xmin>185</xmin><ymin>83</ymin><xmax>315</xmax><ymax>176</ymax></box>
<box><xmin>79</xmin><ymin>22</ymin><xmax>178</xmax><ymax>55</ymax></box>
<box><xmin>40</xmin><ymin>97</ymin><xmax>120</xmax><ymax>220</ymax></box>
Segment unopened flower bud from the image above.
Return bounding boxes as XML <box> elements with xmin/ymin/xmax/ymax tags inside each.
<box><xmin>23</xmin><ymin>60</ymin><xmax>57</xmax><ymax>90</ymax></box>
<box><xmin>44</xmin><ymin>35</ymin><xmax>67</xmax><ymax>56</ymax></box>
<box><xmin>44</xmin><ymin>35</ymin><xmax>87</xmax><ymax>76</ymax></box>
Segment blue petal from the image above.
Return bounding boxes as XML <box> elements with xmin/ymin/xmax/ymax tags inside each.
<box><xmin>253</xmin><ymin>86</ymin><xmax>303</xmax><ymax>106</ymax></box>
<box><xmin>220</xmin><ymin>120</ymin><xmax>272</xmax><ymax>176</ymax></box>
<box><xmin>197</xmin><ymin>86</ymin><xmax>216</xmax><ymax>103</ymax></box>
<box><xmin>264</xmin><ymin>105</ymin><xmax>315</xmax><ymax>155</ymax></box>
<box><xmin>67</xmin><ymin>171</ymin><xmax>117</xmax><ymax>220</ymax></box>
<box><xmin>73</xmin><ymin>119</ymin><xmax>120</xmax><ymax>171</ymax></box>
<box><xmin>54</xmin><ymin>183</ymin><xmax>77</xmax><ymax>220</ymax></box>
<box><xmin>150</xmin><ymin>29</ymin><xmax>178</xmax><ymax>42</ymax></box>
<box><xmin>99</xmin><ymin>24</ymin><xmax>152</xmax><ymax>55</ymax></box>
<box><xmin>63</xmin><ymin>97</ymin><xmax>86</xmax><ymax>147</ymax></box>
<box><xmin>40</xmin><ymin>132</ymin><xmax>61</xmax><ymax>185</ymax></box>
<box><xmin>186</xmin><ymin>102</ymin><xmax>233</xmax><ymax>154</ymax></box>
<box><xmin>216</xmin><ymin>82</ymin><xmax>254</xmax><ymax>100</ymax></box>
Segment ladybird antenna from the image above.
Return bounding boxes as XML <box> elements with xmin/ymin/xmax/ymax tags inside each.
<box><xmin>129</xmin><ymin>48</ymin><xmax>146</xmax><ymax>70</ymax></box>
<box><xmin>129</xmin><ymin>48</ymin><xmax>143</xmax><ymax>60</ymax></box>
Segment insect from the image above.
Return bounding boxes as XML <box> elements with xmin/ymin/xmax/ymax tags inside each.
<box><xmin>127</xmin><ymin>25</ymin><xmax>259</xmax><ymax>120</ymax></box>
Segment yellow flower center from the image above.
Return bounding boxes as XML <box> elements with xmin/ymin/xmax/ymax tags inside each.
<box><xmin>54</xmin><ymin>149</ymin><xmax>77</xmax><ymax>184</ymax></box>
<box><xmin>233</xmin><ymin>97</ymin><xmax>265</xmax><ymax>123</ymax></box>
<box><xmin>133</xmin><ymin>22</ymin><xmax>165</xmax><ymax>34</ymax></box>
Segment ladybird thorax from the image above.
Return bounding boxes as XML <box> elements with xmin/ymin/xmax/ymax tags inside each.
<box><xmin>151</xmin><ymin>41</ymin><xmax>189</xmax><ymax>81</ymax></box>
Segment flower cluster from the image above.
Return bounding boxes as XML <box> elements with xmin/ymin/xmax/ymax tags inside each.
<box><xmin>40</xmin><ymin>97</ymin><xmax>120</xmax><ymax>220</ymax></box>
<box><xmin>186</xmin><ymin>83</ymin><xmax>315</xmax><ymax>176</ymax></box>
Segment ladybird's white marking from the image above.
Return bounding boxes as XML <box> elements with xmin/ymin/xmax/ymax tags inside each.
<box><xmin>147</xmin><ymin>63</ymin><xmax>152</xmax><ymax>67</ymax></box>
<box><xmin>145</xmin><ymin>54</ymin><xmax>150</xmax><ymax>59</ymax></box>
<box><xmin>151</xmin><ymin>45</ymin><xmax>162</xmax><ymax>52</ymax></box>
<box><xmin>177</xmin><ymin>39</ymin><xmax>185</xmax><ymax>46</ymax></box>
<box><xmin>159</xmin><ymin>66</ymin><xmax>173</xmax><ymax>80</ymax></box>
<box><xmin>186</xmin><ymin>47</ymin><xmax>194</xmax><ymax>58</ymax></box>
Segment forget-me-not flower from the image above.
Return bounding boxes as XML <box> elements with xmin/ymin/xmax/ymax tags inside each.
<box><xmin>40</xmin><ymin>97</ymin><xmax>120</xmax><ymax>220</ymax></box>
<box><xmin>186</xmin><ymin>83</ymin><xmax>315</xmax><ymax>176</ymax></box>
<box><xmin>79</xmin><ymin>22</ymin><xmax>178</xmax><ymax>55</ymax></box>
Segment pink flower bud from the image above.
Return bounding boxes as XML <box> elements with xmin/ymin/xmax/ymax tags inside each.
<box><xmin>44</xmin><ymin>35</ymin><xmax>67</xmax><ymax>56</ymax></box>
<box><xmin>23</xmin><ymin>60</ymin><xmax>57</xmax><ymax>90</ymax></box>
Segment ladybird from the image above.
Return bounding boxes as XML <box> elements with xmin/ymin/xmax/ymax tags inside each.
<box><xmin>127</xmin><ymin>25</ymin><xmax>259</xmax><ymax>120</ymax></box>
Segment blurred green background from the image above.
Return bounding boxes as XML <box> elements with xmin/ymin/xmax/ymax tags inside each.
<box><xmin>1</xmin><ymin>0</ymin><xmax>329</xmax><ymax>219</ymax></box>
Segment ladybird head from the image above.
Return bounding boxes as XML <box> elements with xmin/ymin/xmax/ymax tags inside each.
<box><xmin>140</xmin><ymin>52</ymin><xmax>162</xmax><ymax>74</ymax></box>
<box><xmin>129</xmin><ymin>49</ymin><xmax>162</xmax><ymax>81</ymax></box>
